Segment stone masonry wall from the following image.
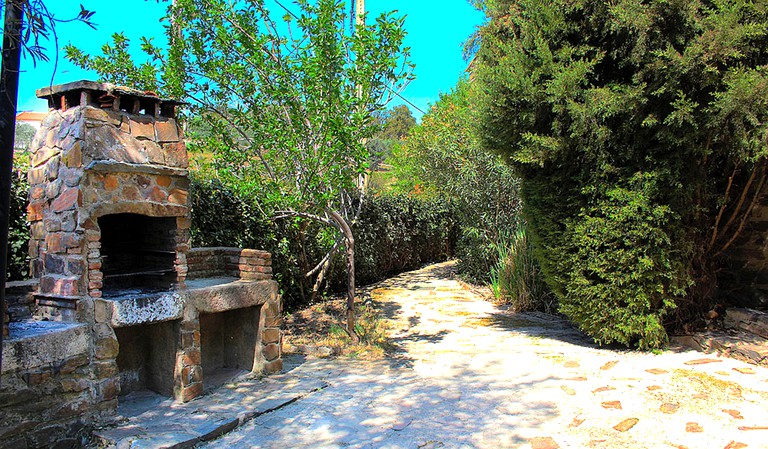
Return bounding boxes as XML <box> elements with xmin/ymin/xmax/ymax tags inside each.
<box><xmin>183</xmin><ymin>247</ymin><xmax>282</xmax><ymax>393</ymax></box>
<box><xmin>0</xmin><ymin>323</ymin><xmax>103</xmax><ymax>449</ymax></box>
<box><xmin>186</xmin><ymin>247</ymin><xmax>273</xmax><ymax>280</ymax></box>
<box><xmin>4</xmin><ymin>280</ymin><xmax>37</xmax><ymax>322</ymax></box>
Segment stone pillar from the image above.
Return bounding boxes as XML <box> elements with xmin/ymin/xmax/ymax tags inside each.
<box><xmin>92</xmin><ymin>300</ymin><xmax>120</xmax><ymax>414</ymax></box>
<box><xmin>175</xmin><ymin>216</ymin><xmax>191</xmax><ymax>285</ymax></box>
<box><xmin>92</xmin><ymin>322</ymin><xmax>121</xmax><ymax>412</ymax></box>
<box><xmin>226</xmin><ymin>249</ymin><xmax>273</xmax><ymax>280</ymax></box>
<box><xmin>175</xmin><ymin>310</ymin><xmax>203</xmax><ymax>402</ymax></box>
<box><xmin>262</xmin><ymin>294</ymin><xmax>283</xmax><ymax>373</ymax></box>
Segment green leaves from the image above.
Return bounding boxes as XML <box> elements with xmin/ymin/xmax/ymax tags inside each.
<box><xmin>174</xmin><ymin>0</ymin><xmax>410</xmax><ymax>219</ymax></box>
<box><xmin>388</xmin><ymin>79</ymin><xmax>522</xmax><ymax>282</ymax></box>
<box><xmin>64</xmin><ymin>32</ymin><xmax>162</xmax><ymax>92</ymax></box>
<box><xmin>7</xmin><ymin>171</ymin><xmax>29</xmax><ymax>281</ymax></box>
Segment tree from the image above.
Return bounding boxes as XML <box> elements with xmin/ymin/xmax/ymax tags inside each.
<box><xmin>13</xmin><ymin>121</ymin><xmax>35</xmax><ymax>152</ymax></box>
<box><xmin>378</xmin><ymin>104</ymin><xmax>416</xmax><ymax>140</ymax></box>
<box><xmin>366</xmin><ymin>104</ymin><xmax>416</xmax><ymax>169</ymax></box>
<box><xmin>65</xmin><ymin>32</ymin><xmax>164</xmax><ymax>93</ymax></box>
<box><xmin>0</xmin><ymin>2</ymin><xmax>95</xmax><ymax>61</ymax></box>
<box><xmin>68</xmin><ymin>0</ymin><xmax>411</xmax><ymax>336</ymax></box>
<box><xmin>473</xmin><ymin>0</ymin><xmax>768</xmax><ymax>348</ymax></box>
<box><xmin>1</xmin><ymin>2</ymin><xmax>24</xmax><ymax>361</ymax></box>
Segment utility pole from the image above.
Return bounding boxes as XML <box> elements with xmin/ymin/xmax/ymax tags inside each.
<box><xmin>0</xmin><ymin>0</ymin><xmax>24</xmax><ymax>378</ymax></box>
<box><xmin>344</xmin><ymin>0</ymin><xmax>365</xmax><ymax>340</ymax></box>
<box><xmin>356</xmin><ymin>0</ymin><xmax>364</xmax><ymax>26</ymax></box>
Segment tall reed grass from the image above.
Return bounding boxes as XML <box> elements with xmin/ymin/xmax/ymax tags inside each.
<box><xmin>490</xmin><ymin>228</ymin><xmax>555</xmax><ymax>313</ymax></box>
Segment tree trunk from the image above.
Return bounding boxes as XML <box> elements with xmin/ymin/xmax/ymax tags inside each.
<box><xmin>329</xmin><ymin>211</ymin><xmax>357</xmax><ymax>341</ymax></box>
<box><xmin>0</xmin><ymin>0</ymin><xmax>24</xmax><ymax>380</ymax></box>
<box><xmin>345</xmin><ymin>232</ymin><xmax>356</xmax><ymax>339</ymax></box>
<box><xmin>309</xmin><ymin>256</ymin><xmax>332</xmax><ymax>303</ymax></box>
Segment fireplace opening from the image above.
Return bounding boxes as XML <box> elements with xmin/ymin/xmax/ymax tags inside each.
<box><xmin>98</xmin><ymin>214</ymin><xmax>177</xmax><ymax>296</ymax></box>
<box><xmin>115</xmin><ymin>320</ymin><xmax>179</xmax><ymax>397</ymax></box>
<box><xmin>200</xmin><ymin>306</ymin><xmax>261</xmax><ymax>390</ymax></box>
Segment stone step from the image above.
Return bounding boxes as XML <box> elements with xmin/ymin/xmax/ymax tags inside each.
<box><xmin>725</xmin><ymin>307</ymin><xmax>768</xmax><ymax>340</ymax></box>
<box><xmin>672</xmin><ymin>329</ymin><xmax>768</xmax><ymax>367</ymax></box>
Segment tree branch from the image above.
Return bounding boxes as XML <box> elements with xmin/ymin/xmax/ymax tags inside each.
<box><xmin>715</xmin><ymin>162</ymin><xmax>768</xmax><ymax>257</ymax></box>
<box><xmin>709</xmin><ymin>165</ymin><xmax>737</xmax><ymax>249</ymax></box>
<box><xmin>720</xmin><ymin>163</ymin><xmax>758</xmax><ymax>238</ymax></box>
<box><xmin>305</xmin><ymin>239</ymin><xmax>342</xmax><ymax>278</ymax></box>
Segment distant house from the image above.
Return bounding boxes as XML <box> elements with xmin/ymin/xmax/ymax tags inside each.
<box><xmin>16</xmin><ymin>111</ymin><xmax>47</xmax><ymax>130</ymax></box>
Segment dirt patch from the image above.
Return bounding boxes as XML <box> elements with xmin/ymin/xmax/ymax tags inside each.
<box><xmin>282</xmin><ymin>294</ymin><xmax>393</xmax><ymax>360</ymax></box>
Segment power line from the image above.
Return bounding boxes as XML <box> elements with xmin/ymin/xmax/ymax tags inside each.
<box><xmin>273</xmin><ymin>0</ymin><xmax>299</xmax><ymax>20</ymax></box>
<box><xmin>388</xmin><ymin>87</ymin><xmax>426</xmax><ymax>115</ymax></box>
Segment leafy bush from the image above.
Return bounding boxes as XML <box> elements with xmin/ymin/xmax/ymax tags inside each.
<box><xmin>189</xmin><ymin>175</ymin><xmax>263</xmax><ymax>249</ymax></box>
<box><xmin>6</xmin><ymin>171</ymin><xmax>29</xmax><ymax>281</ymax></box>
<box><xmin>455</xmin><ymin>227</ymin><xmax>497</xmax><ymax>282</ymax></box>
<box><xmin>390</xmin><ymin>79</ymin><xmax>522</xmax><ymax>283</ymax></box>
<box><xmin>473</xmin><ymin>0</ymin><xmax>768</xmax><ymax>348</ymax></box>
<box><xmin>490</xmin><ymin>228</ymin><xmax>554</xmax><ymax>313</ymax></box>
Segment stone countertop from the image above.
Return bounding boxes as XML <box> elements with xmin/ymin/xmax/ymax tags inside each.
<box><xmin>6</xmin><ymin>319</ymin><xmax>85</xmax><ymax>340</ymax></box>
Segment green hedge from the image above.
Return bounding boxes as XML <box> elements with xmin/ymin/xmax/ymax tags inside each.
<box><xmin>190</xmin><ymin>175</ymin><xmax>458</xmax><ymax>309</ymax></box>
<box><xmin>348</xmin><ymin>194</ymin><xmax>458</xmax><ymax>286</ymax></box>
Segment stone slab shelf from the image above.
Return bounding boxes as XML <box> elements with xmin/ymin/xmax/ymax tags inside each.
<box><xmin>102</xmin><ymin>278</ymin><xmax>278</xmax><ymax>328</ymax></box>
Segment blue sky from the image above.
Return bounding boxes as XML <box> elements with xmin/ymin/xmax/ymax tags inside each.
<box><xmin>16</xmin><ymin>1</ymin><xmax>484</xmax><ymax>120</ymax></box>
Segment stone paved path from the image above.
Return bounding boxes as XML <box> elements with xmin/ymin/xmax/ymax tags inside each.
<box><xmin>201</xmin><ymin>261</ymin><xmax>768</xmax><ymax>449</ymax></box>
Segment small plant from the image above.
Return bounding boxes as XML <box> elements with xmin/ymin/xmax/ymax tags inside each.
<box><xmin>490</xmin><ymin>228</ymin><xmax>554</xmax><ymax>313</ymax></box>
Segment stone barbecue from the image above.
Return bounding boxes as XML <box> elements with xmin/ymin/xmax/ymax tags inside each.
<box><xmin>1</xmin><ymin>81</ymin><xmax>283</xmax><ymax>449</ymax></box>
<box><xmin>27</xmin><ymin>81</ymin><xmax>191</xmax><ymax>319</ymax></box>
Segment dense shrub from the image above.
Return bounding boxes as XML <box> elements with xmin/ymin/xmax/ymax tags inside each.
<box><xmin>350</xmin><ymin>194</ymin><xmax>458</xmax><ymax>285</ymax></box>
<box><xmin>189</xmin><ymin>175</ymin><xmax>264</xmax><ymax>249</ymax></box>
<box><xmin>473</xmin><ymin>0</ymin><xmax>768</xmax><ymax>348</ymax></box>
<box><xmin>6</xmin><ymin>171</ymin><xmax>29</xmax><ymax>281</ymax></box>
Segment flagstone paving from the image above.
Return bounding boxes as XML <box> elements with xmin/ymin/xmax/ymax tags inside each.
<box><xmin>198</xmin><ymin>261</ymin><xmax>768</xmax><ymax>449</ymax></box>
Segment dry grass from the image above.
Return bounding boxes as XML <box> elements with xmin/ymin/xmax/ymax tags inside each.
<box><xmin>282</xmin><ymin>295</ymin><xmax>394</xmax><ymax>360</ymax></box>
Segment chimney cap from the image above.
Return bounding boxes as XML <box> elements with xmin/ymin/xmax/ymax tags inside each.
<box><xmin>36</xmin><ymin>80</ymin><xmax>186</xmax><ymax>106</ymax></box>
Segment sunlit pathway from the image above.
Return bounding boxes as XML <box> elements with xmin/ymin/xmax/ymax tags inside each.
<box><xmin>202</xmin><ymin>261</ymin><xmax>768</xmax><ymax>449</ymax></box>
